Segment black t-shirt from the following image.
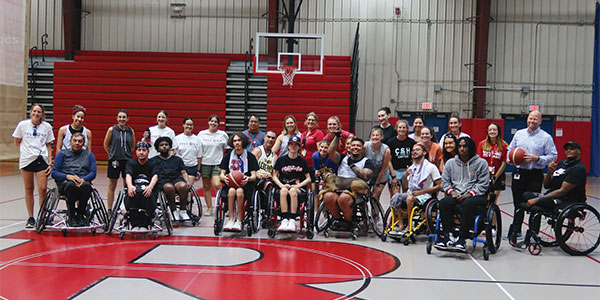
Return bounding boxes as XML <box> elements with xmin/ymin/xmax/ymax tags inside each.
<box><xmin>372</xmin><ymin>124</ymin><xmax>396</xmax><ymax>145</ymax></box>
<box><xmin>151</xmin><ymin>155</ymin><xmax>186</xmax><ymax>181</ymax></box>
<box><xmin>548</xmin><ymin>159</ymin><xmax>587</xmax><ymax>202</ymax></box>
<box><xmin>125</xmin><ymin>158</ymin><xmax>158</xmax><ymax>179</ymax></box>
<box><xmin>274</xmin><ymin>154</ymin><xmax>310</xmax><ymax>185</ymax></box>
<box><xmin>219</xmin><ymin>150</ymin><xmax>259</xmax><ymax>176</ymax></box>
<box><xmin>387</xmin><ymin>136</ymin><xmax>416</xmax><ymax>170</ymax></box>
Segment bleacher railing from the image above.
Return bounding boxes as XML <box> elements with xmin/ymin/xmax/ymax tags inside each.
<box><xmin>349</xmin><ymin>23</ymin><xmax>360</xmax><ymax>133</ymax></box>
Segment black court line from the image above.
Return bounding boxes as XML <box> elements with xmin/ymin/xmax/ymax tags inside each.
<box><xmin>376</xmin><ymin>276</ymin><xmax>600</xmax><ymax>288</ymax></box>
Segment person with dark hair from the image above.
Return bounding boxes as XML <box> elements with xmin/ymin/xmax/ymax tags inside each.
<box><xmin>197</xmin><ymin>114</ymin><xmax>228</xmax><ymax>215</ymax></box>
<box><xmin>56</xmin><ymin>105</ymin><xmax>92</xmax><ymax>152</ymax></box>
<box><xmin>220</xmin><ymin>132</ymin><xmax>259</xmax><ymax>232</ymax></box>
<box><xmin>438</xmin><ymin>116</ymin><xmax>470</xmax><ymax>144</ymax></box>
<box><xmin>103</xmin><ymin>108</ymin><xmax>135</xmax><ymax>212</ymax></box>
<box><xmin>148</xmin><ymin>110</ymin><xmax>177</xmax><ymax>158</ymax></box>
<box><xmin>388</xmin><ymin>119</ymin><xmax>416</xmax><ymax>194</ymax></box>
<box><xmin>373</xmin><ymin>107</ymin><xmax>396</xmax><ymax>144</ymax></box>
<box><xmin>242</xmin><ymin>115</ymin><xmax>266</xmax><ymax>152</ymax></box>
<box><xmin>125</xmin><ymin>141</ymin><xmax>159</xmax><ymax>230</ymax></box>
<box><xmin>408</xmin><ymin>117</ymin><xmax>424</xmax><ymax>142</ymax></box>
<box><xmin>175</xmin><ymin>118</ymin><xmax>203</xmax><ymax>188</ymax></box>
<box><xmin>418</xmin><ymin>126</ymin><xmax>444</xmax><ymax>171</ymax></box>
<box><xmin>442</xmin><ymin>134</ymin><xmax>458</xmax><ymax>164</ymax></box>
<box><xmin>435</xmin><ymin>137</ymin><xmax>489</xmax><ymax>252</ymax></box>
<box><xmin>509</xmin><ymin>141</ymin><xmax>587</xmax><ymax>247</ymax></box>
<box><xmin>322</xmin><ymin>135</ymin><xmax>375</xmax><ymax>230</ymax></box>
<box><xmin>252</xmin><ymin>130</ymin><xmax>278</xmax><ymax>180</ymax></box>
<box><xmin>478</xmin><ymin>122</ymin><xmax>508</xmax><ymax>201</ymax></box>
<box><xmin>151</xmin><ymin>136</ymin><xmax>191</xmax><ymax>222</ymax></box>
<box><xmin>51</xmin><ymin>133</ymin><xmax>97</xmax><ymax>227</ymax></box>
<box><xmin>13</xmin><ymin>103</ymin><xmax>55</xmax><ymax>228</ymax></box>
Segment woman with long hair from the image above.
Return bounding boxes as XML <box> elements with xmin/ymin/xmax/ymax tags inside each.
<box><xmin>477</xmin><ymin>122</ymin><xmax>508</xmax><ymax>201</ymax></box>
<box><xmin>13</xmin><ymin>104</ymin><xmax>55</xmax><ymax>228</ymax></box>
<box><xmin>56</xmin><ymin>105</ymin><xmax>92</xmax><ymax>152</ymax></box>
<box><xmin>300</xmin><ymin>112</ymin><xmax>324</xmax><ymax>169</ymax></box>
<box><xmin>373</xmin><ymin>107</ymin><xmax>395</xmax><ymax>144</ymax></box>
<box><xmin>418</xmin><ymin>126</ymin><xmax>443</xmax><ymax>171</ymax></box>
<box><xmin>175</xmin><ymin>118</ymin><xmax>203</xmax><ymax>193</ymax></box>
<box><xmin>103</xmin><ymin>109</ymin><xmax>135</xmax><ymax>211</ymax></box>
<box><xmin>323</xmin><ymin>116</ymin><xmax>354</xmax><ymax>153</ymax></box>
<box><xmin>147</xmin><ymin>110</ymin><xmax>177</xmax><ymax>158</ymax></box>
<box><xmin>438</xmin><ymin>116</ymin><xmax>470</xmax><ymax>144</ymax></box>
<box><xmin>365</xmin><ymin>127</ymin><xmax>392</xmax><ymax>199</ymax></box>
<box><xmin>272</xmin><ymin>115</ymin><xmax>301</xmax><ymax>157</ymax></box>
<box><xmin>441</xmin><ymin>133</ymin><xmax>458</xmax><ymax>172</ymax></box>
<box><xmin>408</xmin><ymin>117</ymin><xmax>424</xmax><ymax>142</ymax></box>
<box><xmin>387</xmin><ymin>120</ymin><xmax>416</xmax><ymax>194</ymax></box>
<box><xmin>197</xmin><ymin>114</ymin><xmax>228</xmax><ymax>215</ymax></box>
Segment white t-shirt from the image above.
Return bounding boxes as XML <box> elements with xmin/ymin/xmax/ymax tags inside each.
<box><xmin>148</xmin><ymin>125</ymin><xmax>177</xmax><ymax>158</ymax></box>
<box><xmin>197</xmin><ymin>129</ymin><xmax>228</xmax><ymax>165</ymax></box>
<box><xmin>175</xmin><ymin>133</ymin><xmax>203</xmax><ymax>167</ymax></box>
<box><xmin>12</xmin><ymin>120</ymin><xmax>55</xmax><ymax>169</ymax></box>
<box><xmin>407</xmin><ymin>160</ymin><xmax>441</xmax><ymax>192</ymax></box>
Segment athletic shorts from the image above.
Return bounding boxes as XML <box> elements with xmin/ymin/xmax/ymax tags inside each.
<box><xmin>21</xmin><ymin>156</ymin><xmax>48</xmax><ymax>173</ymax></box>
<box><xmin>156</xmin><ymin>177</ymin><xmax>185</xmax><ymax>191</ymax></box>
<box><xmin>200</xmin><ymin>164</ymin><xmax>221</xmax><ymax>177</ymax></box>
<box><xmin>492</xmin><ymin>172</ymin><xmax>506</xmax><ymax>191</ymax></box>
<box><xmin>185</xmin><ymin>165</ymin><xmax>199</xmax><ymax>177</ymax></box>
<box><xmin>389</xmin><ymin>169</ymin><xmax>407</xmax><ymax>183</ymax></box>
<box><xmin>107</xmin><ymin>159</ymin><xmax>128</xmax><ymax>179</ymax></box>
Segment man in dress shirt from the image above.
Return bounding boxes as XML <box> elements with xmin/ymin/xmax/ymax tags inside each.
<box><xmin>506</xmin><ymin>110</ymin><xmax>557</xmax><ymax>237</ymax></box>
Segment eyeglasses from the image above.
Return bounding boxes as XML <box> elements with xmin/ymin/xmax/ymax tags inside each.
<box><xmin>33</xmin><ymin>126</ymin><xmax>38</xmax><ymax>136</ymax></box>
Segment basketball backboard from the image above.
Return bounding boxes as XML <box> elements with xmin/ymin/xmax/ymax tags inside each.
<box><xmin>254</xmin><ymin>32</ymin><xmax>324</xmax><ymax>75</ymax></box>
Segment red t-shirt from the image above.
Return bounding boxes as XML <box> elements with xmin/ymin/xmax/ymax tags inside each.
<box><xmin>301</xmin><ymin>129</ymin><xmax>325</xmax><ymax>168</ymax></box>
<box><xmin>322</xmin><ymin>130</ymin><xmax>354</xmax><ymax>154</ymax></box>
<box><xmin>477</xmin><ymin>140</ymin><xmax>508</xmax><ymax>176</ymax></box>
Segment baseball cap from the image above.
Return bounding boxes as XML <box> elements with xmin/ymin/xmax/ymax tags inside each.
<box><xmin>563</xmin><ymin>141</ymin><xmax>581</xmax><ymax>150</ymax></box>
<box><xmin>288</xmin><ymin>135</ymin><xmax>302</xmax><ymax>145</ymax></box>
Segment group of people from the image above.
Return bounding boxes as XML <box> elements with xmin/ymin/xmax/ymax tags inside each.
<box><xmin>13</xmin><ymin>104</ymin><xmax>588</xmax><ymax>249</ymax></box>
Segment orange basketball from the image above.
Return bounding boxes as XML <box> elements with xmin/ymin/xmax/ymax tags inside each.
<box><xmin>509</xmin><ymin>147</ymin><xmax>526</xmax><ymax>165</ymax></box>
<box><xmin>227</xmin><ymin>171</ymin><xmax>245</xmax><ymax>188</ymax></box>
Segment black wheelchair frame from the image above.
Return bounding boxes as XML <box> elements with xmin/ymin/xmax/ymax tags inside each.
<box><xmin>213</xmin><ymin>184</ymin><xmax>260</xmax><ymax>237</ymax></box>
<box><xmin>265</xmin><ymin>186</ymin><xmax>315</xmax><ymax>239</ymax></box>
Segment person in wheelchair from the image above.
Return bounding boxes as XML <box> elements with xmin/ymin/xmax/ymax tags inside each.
<box><xmin>252</xmin><ymin>130</ymin><xmax>277</xmax><ymax>187</ymax></box>
<box><xmin>125</xmin><ymin>141</ymin><xmax>159</xmax><ymax>230</ymax></box>
<box><xmin>389</xmin><ymin>143</ymin><xmax>441</xmax><ymax>236</ymax></box>
<box><xmin>272</xmin><ymin>135</ymin><xmax>312</xmax><ymax>232</ymax></box>
<box><xmin>151</xmin><ymin>137</ymin><xmax>191</xmax><ymax>222</ymax></box>
<box><xmin>323</xmin><ymin>134</ymin><xmax>375</xmax><ymax>231</ymax></box>
<box><xmin>51</xmin><ymin>133</ymin><xmax>97</xmax><ymax>227</ymax></box>
<box><xmin>435</xmin><ymin>137</ymin><xmax>490</xmax><ymax>252</ymax></box>
<box><xmin>509</xmin><ymin>141</ymin><xmax>587</xmax><ymax>246</ymax></box>
<box><xmin>220</xmin><ymin>132</ymin><xmax>259</xmax><ymax>232</ymax></box>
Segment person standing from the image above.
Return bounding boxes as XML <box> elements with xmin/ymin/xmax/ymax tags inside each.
<box><xmin>103</xmin><ymin>109</ymin><xmax>135</xmax><ymax>211</ymax></box>
<box><xmin>175</xmin><ymin>118</ymin><xmax>203</xmax><ymax>189</ymax></box>
<box><xmin>387</xmin><ymin>120</ymin><xmax>416</xmax><ymax>194</ymax></box>
<box><xmin>408</xmin><ymin>117</ymin><xmax>425</xmax><ymax>142</ymax></box>
<box><xmin>13</xmin><ymin>104</ymin><xmax>55</xmax><ymax>228</ymax></box>
<box><xmin>56</xmin><ymin>105</ymin><xmax>92</xmax><ymax>152</ymax></box>
<box><xmin>197</xmin><ymin>115</ymin><xmax>228</xmax><ymax>215</ymax></box>
<box><xmin>242</xmin><ymin>115</ymin><xmax>266</xmax><ymax>152</ymax></box>
<box><xmin>373</xmin><ymin>107</ymin><xmax>396</xmax><ymax>144</ymax></box>
<box><xmin>477</xmin><ymin>122</ymin><xmax>508</xmax><ymax>202</ymax></box>
<box><xmin>300</xmin><ymin>112</ymin><xmax>325</xmax><ymax>170</ymax></box>
<box><xmin>438</xmin><ymin>116</ymin><xmax>470</xmax><ymax>145</ymax></box>
<box><xmin>507</xmin><ymin>110</ymin><xmax>557</xmax><ymax>238</ymax></box>
<box><xmin>147</xmin><ymin>110</ymin><xmax>177</xmax><ymax>158</ymax></box>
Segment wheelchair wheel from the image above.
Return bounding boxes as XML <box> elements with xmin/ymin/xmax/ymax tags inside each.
<box><xmin>36</xmin><ymin>188</ymin><xmax>56</xmax><ymax>233</ymax></box>
<box><xmin>369</xmin><ymin>196</ymin><xmax>385</xmax><ymax>238</ymax></box>
<box><xmin>189</xmin><ymin>186</ymin><xmax>203</xmax><ymax>225</ymax></box>
<box><xmin>315</xmin><ymin>202</ymin><xmax>331</xmax><ymax>233</ymax></box>
<box><xmin>425</xmin><ymin>199</ymin><xmax>439</xmax><ymax>234</ymax></box>
<box><xmin>305</xmin><ymin>191</ymin><xmax>315</xmax><ymax>235</ymax></box>
<box><xmin>555</xmin><ymin>203</ymin><xmax>600</xmax><ymax>256</ymax></box>
<box><xmin>250</xmin><ymin>190</ymin><xmax>260</xmax><ymax>234</ymax></box>
<box><xmin>158</xmin><ymin>193</ymin><xmax>173</xmax><ymax>236</ymax></box>
<box><xmin>107</xmin><ymin>190</ymin><xmax>125</xmax><ymax>235</ymax></box>
<box><xmin>213</xmin><ymin>189</ymin><xmax>224</xmax><ymax>236</ymax></box>
<box><xmin>383</xmin><ymin>207</ymin><xmax>395</xmax><ymax>235</ymax></box>
<box><xmin>91</xmin><ymin>189</ymin><xmax>109</xmax><ymax>231</ymax></box>
<box><xmin>538</xmin><ymin>214</ymin><xmax>558</xmax><ymax>247</ymax></box>
<box><xmin>485</xmin><ymin>204</ymin><xmax>502</xmax><ymax>254</ymax></box>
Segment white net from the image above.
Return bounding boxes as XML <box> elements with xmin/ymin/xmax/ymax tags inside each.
<box><xmin>279</xmin><ymin>66</ymin><xmax>297</xmax><ymax>87</ymax></box>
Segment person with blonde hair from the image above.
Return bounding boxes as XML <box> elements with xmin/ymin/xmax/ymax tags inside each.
<box><xmin>323</xmin><ymin>116</ymin><xmax>354</xmax><ymax>153</ymax></box>
<box><xmin>477</xmin><ymin>122</ymin><xmax>508</xmax><ymax>201</ymax></box>
<box><xmin>300</xmin><ymin>112</ymin><xmax>324</xmax><ymax>169</ymax></box>
<box><xmin>272</xmin><ymin>115</ymin><xmax>301</xmax><ymax>157</ymax></box>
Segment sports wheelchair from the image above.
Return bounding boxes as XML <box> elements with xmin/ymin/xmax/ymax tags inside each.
<box><xmin>213</xmin><ymin>184</ymin><xmax>261</xmax><ymax>237</ymax></box>
<box><xmin>265</xmin><ymin>186</ymin><xmax>315</xmax><ymax>239</ymax></box>
<box><xmin>508</xmin><ymin>201</ymin><xmax>600</xmax><ymax>256</ymax></box>
<box><xmin>382</xmin><ymin>195</ymin><xmax>437</xmax><ymax>245</ymax></box>
<box><xmin>314</xmin><ymin>186</ymin><xmax>386</xmax><ymax>240</ymax></box>
<box><xmin>107</xmin><ymin>189</ymin><xmax>175</xmax><ymax>239</ymax></box>
<box><xmin>36</xmin><ymin>186</ymin><xmax>109</xmax><ymax>237</ymax></box>
<box><xmin>426</xmin><ymin>188</ymin><xmax>502</xmax><ymax>260</ymax></box>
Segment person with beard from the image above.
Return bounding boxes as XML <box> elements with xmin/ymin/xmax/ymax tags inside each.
<box><xmin>151</xmin><ymin>137</ymin><xmax>191</xmax><ymax>223</ymax></box>
<box><xmin>509</xmin><ymin>141</ymin><xmax>587</xmax><ymax>247</ymax></box>
<box><xmin>220</xmin><ymin>133</ymin><xmax>259</xmax><ymax>232</ymax></box>
<box><xmin>435</xmin><ymin>137</ymin><xmax>489</xmax><ymax>252</ymax></box>
<box><xmin>389</xmin><ymin>143</ymin><xmax>441</xmax><ymax>236</ymax></box>
<box><xmin>322</xmin><ymin>134</ymin><xmax>375</xmax><ymax>230</ymax></box>
<box><xmin>125</xmin><ymin>141</ymin><xmax>159</xmax><ymax>230</ymax></box>
<box><xmin>51</xmin><ymin>133</ymin><xmax>97</xmax><ymax>227</ymax></box>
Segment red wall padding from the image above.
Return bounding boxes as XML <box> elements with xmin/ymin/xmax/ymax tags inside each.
<box><xmin>461</xmin><ymin>118</ymin><xmax>506</xmax><ymax>146</ymax></box>
<box><xmin>553</xmin><ymin>121</ymin><xmax>591</xmax><ymax>171</ymax></box>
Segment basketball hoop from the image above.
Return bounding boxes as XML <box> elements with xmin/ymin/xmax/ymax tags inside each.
<box><xmin>279</xmin><ymin>65</ymin><xmax>297</xmax><ymax>87</ymax></box>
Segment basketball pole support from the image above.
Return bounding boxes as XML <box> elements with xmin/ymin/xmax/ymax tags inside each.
<box><xmin>472</xmin><ymin>0</ymin><xmax>491</xmax><ymax>118</ymax></box>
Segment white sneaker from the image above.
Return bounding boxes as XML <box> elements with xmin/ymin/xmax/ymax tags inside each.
<box><xmin>172</xmin><ymin>209</ymin><xmax>182</xmax><ymax>221</ymax></box>
<box><xmin>232</xmin><ymin>220</ymin><xmax>242</xmax><ymax>232</ymax></box>
<box><xmin>286</xmin><ymin>219</ymin><xmax>297</xmax><ymax>232</ymax></box>
<box><xmin>278</xmin><ymin>219</ymin><xmax>289</xmax><ymax>232</ymax></box>
<box><xmin>224</xmin><ymin>219</ymin><xmax>234</xmax><ymax>230</ymax></box>
<box><xmin>204</xmin><ymin>208</ymin><xmax>212</xmax><ymax>216</ymax></box>
<box><xmin>179</xmin><ymin>210</ymin><xmax>190</xmax><ymax>221</ymax></box>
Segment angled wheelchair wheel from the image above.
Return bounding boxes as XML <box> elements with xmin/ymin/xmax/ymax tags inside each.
<box><xmin>213</xmin><ymin>189</ymin><xmax>224</xmax><ymax>236</ymax></box>
<box><xmin>107</xmin><ymin>190</ymin><xmax>126</xmax><ymax>235</ymax></box>
<box><xmin>369</xmin><ymin>196</ymin><xmax>385</xmax><ymax>238</ymax></box>
<box><xmin>158</xmin><ymin>192</ymin><xmax>173</xmax><ymax>236</ymax></box>
<box><xmin>306</xmin><ymin>191</ymin><xmax>315</xmax><ymax>234</ymax></box>
<box><xmin>36</xmin><ymin>188</ymin><xmax>57</xmax><ymax>233</ymax></box>
<box><xmin>315</xmin><ymin>202</ymin><xmax>331</xmax><ymax>233</ymax></box>
<box><xmin>538</xmin><ymin>214</ymin><xmax>558</xmax><ymax>247</ymax></box>
<box><xmin>189</xmin><ymin>186</ymin><xmax>203</xmax><ymax>225</ymax></box>
<box><xmin>250</xmin><ymin>190</ymin><xmax>260</xmax><ymax>234</ymax></box>
<box><xmin>555</xmin><ymin>203</ymin><xmax>600</xmax><ymax>256</ymax></box>
<box><xmin>91</xmin><ymin>189</ymin><xmax>109</xmax><ymax>231</ymax></box>
<box><xmin>485</xmin><ymin>204</ymin><xmax>502</xmax><ymax>254</ymax></box>
<box><xmin>425</xmin><ymin>199</ymin><xmax>439</xmax><ymax>234</ymax></box>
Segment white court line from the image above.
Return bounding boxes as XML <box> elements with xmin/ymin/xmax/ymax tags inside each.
<box><xmin>469</xmin><ymin>254</ymin><xmax>516</xmax><ymax>300</ymax></box>
<box><xmin>0</xmin><ymin>221</ymin><xmax>25</xmax><ymax>231</ymax></box>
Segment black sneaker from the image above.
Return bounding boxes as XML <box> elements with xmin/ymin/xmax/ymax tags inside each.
<box><xmin>78</xmin><ymin>216</ymin><xmax>90</xmax><ymax>227</ymax></box>
<box><xmin>25</xmin><ymin>217</ymin><xmax>35</xmax><ymax>229</ymax></box>
<box><xmin>68</xmin><ymin>216</ymin><xmax>78</xmax><ymax>227</ymax></box>
<box><xmin>435</xmin><ymin>236</ymin><xmax>453</xmax><ymax>250</ymax></box>
<box><xmin>455</xmin><ymin>239</ymin><xmax>467</xmax><ymax>252</ymax></box>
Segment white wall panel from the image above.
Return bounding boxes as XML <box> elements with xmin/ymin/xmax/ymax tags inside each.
<box><xmin>29</xmin><ymin>0</ymin><xmax>62</xmax><ymax>50</ymax></box>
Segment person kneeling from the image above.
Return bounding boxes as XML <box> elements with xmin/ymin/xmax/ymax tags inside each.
<box><xmin>125</xmin><ymin>141</ymin><xmax>159</xmax><ymax>231</ymax></box>
<box><xmin>435</xmin><ymin>137</ymin><xmax>489</xmax><ymax>252</ymax></box>
<box><xmin>273</xmin><ymin>136</ymin><xmax>311</xmax><ymax>232</ymax></box>
<box><xmin>52</xmin><ymin>133</ymin><xmax>97</xmax><ymax>227</ymax></box>
<box><xmin>220</xmin><ymin>133</ymin><xmax>258</xmax><ymax>232</ymax></box>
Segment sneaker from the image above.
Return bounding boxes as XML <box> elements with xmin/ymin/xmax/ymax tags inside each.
<box><xmin>286</xmin><ymin>219</ymin><xmax>297</xmax><ymax>232</ymax></box>
<box><xmin>435</xmin><ymin>236</ymin><xmax>454</xmax><ymax>250</ymax></box>
<box><xmin>278</xmin><ymin>219</ymin><xmax>289</xmax><ymax>232</ymax></box>
<box><xmin>172</xmin><ymin>209</ymin><xmax>182</xmax><ymax>222</ymax></box>
<box><xmin>503</xmin><ymin>232</ymin><xmax>522</xmax><ymax>241</ymax></box>
<box><xmin>455</xmin><ymin>239</ymin><xmax>467</xmax><ymax>252</ymax></box>
<box><xmin>224</xmin><ymin>219</ymin><xmax>234</xmax><ymax>231</ymax></box>
<box><xmin>204</xmin><ymin>208</ymin><xmax>212</xmax><ymax>217</ymax></box>
<box><xmin>68</xmin><ymin>216</ymin><xmax>78</xmax><ymax>227</ymax></box>
<box><xmin>25</xmin><ymin>217</ymin><xmax>35</xmax><ymax>229</ymax></box>
<box><xmin>398</xmin><ymin>229</ymin><xmax>408</xmax><ymax>236</ymax></box>
<box><xmin>231</xmin><ymin>220</ymin><xmax>242</xmax><ymax>232</ymax></box>
<box><xmin>78</xmin><ymin>217</ymin><xmax>90</xmax><ymax>227</ymax></box>
<box><xmin>179</xmin><ymin>210</ymin><xmax>190</xmax><ymax>221</ymax></box>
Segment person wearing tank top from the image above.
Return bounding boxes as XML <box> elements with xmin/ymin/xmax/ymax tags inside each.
<box><xmin>272</xmin><ymin>115</ymin><xmax>301</xmax><ymax>157</ymax></box>
<box><xmin>103</xmin><ymin>109</ymin><xmax>136</xmax><ymax>211</ymax></box>
<box><xmin>365</xmin><ymin>127</ymin><xmax>392</xmax><ymax>201</ymax></box>
<box><xmin>56</xmin><ymin>105</ymin><xmax>92</xmax><ymax>152</ymax></box>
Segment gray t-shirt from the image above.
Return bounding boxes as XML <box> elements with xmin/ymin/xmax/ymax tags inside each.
<box><xmin>365</xmin><ymin>141</ymin><xmax>389</xmax><ymax>183</ymax></box>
